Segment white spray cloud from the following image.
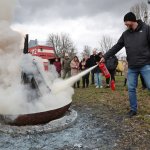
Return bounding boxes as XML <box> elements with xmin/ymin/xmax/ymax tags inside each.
<box><xmin>20</xmin><ymin>54</ymin><xmax>97</xmax><ymax>114</ymax></box>
<box><xmin>0</xmin><ymin>0</ymin><xmax>16</xmax><ymax>22</ymax></box>
<box><xmin>51</xmin><ymin>65</ymin><xmax>97</xmax><ymax>94</ymax></box>
<box><xmin>0</xmin><ymin>21</ymin><xmax>25</xmax><ymax>114</ymax></box>
<box><xmin>20</xmin><ymin>54</ymin><xmax>74</xmax><ymax>114</ymax></box>
<box><xmin>0</xmin><ymin>0</ymin><xmax>97</xmax><ymax>116</ymax></box>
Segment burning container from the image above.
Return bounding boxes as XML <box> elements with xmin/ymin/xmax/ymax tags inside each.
<box><xmin>0</xmin><ymin>35</ymin><xmax>71</xmax><ymax>126</ymax></box>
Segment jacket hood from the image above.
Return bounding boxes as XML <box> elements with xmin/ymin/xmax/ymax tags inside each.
<box><xmin>136</xmin><ymin>20</ymin><xmax>144</xmax><ymax>31</ymax></box>
<box><xmin>128</xmin><ymin>19</ymin><xmax>144</xmax><ymax>32</ymax></box>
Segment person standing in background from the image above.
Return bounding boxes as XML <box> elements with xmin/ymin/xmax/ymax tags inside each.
<box><xmin>94</xmin><ymin>52</ymin><xmax>103</xmax><ymax>88</ymax></box>
<box><xmin>80</xmin><ymin>54</ymin><xmax>91</xmax><ymax>88</ymax></box>
<box><xmin>70</xmin><ymin>56</ymin><xmax>80</xmax><ymax>88</ymax></box>
<box><xmin>62</xmin><ymin>53</ymin><xmax>71</xmax><ymax>79</ymax></box>
<box><xmin>89</xmin><ymin>48</ymin><xmax>98</xmax><ymax>85</ymax></box>
<box><xmin>53</xmin><ymin>58</ymin><xmax>61</xmax><ymax>77</ymax></box>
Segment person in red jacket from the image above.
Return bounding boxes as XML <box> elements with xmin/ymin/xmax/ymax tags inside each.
<box><xmin>53</xmin><ymin>58</ymin><xmax>61</xmax><ymax>77</ymax></box>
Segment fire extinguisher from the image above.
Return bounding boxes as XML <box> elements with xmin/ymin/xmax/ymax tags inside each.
<box><xmin>99</xmin><ymin>63</ymin><xmax>110</xmax><ymax>79</ymax></box>
<box><xmin>110</xmin><ymin>80</ymin><xmax>115</xmax><ymax>91</ymax></box>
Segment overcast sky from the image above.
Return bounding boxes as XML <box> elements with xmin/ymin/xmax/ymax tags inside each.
<box><xmin>11</xmin><ymin>0</ymin><xmax>149</xmax><ymax>55</ymax></box>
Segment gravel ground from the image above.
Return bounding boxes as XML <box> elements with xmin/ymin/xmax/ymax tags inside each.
<box><xmin>0</xmin><ymin>104</ymin><xmax>149</xmax><ymax>150</ymax></box>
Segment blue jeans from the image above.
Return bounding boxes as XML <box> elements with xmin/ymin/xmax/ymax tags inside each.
<box><xmin>94</xmin><ymin>73</ymin><xmax>102</xmax><ymax>87</ymax></box>
<box><xmin>127</xmin><ymin>65</ymin><xmax>150</xmax><ymax>112</ymax></box>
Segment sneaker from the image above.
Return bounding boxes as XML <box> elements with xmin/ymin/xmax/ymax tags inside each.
<box><xmin>96</xmin><ymin>86</ymin><xmax>99</xmax><ymax>88</ymax></box>
<box><xmin>100</xmin><ymin>86</ymin><xmax>103</xmax><ymax>88</ymax></box>
<box><xmin>127</xmin><ymin>110</ymin><xmax>137</xmax><ymax>118</ymax></box>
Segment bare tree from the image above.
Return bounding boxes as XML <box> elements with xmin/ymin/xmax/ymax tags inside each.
<box><xmin>47</xmin><ymin>33</ymin><xmax>76</xmax><ymax>57</ymax></box>
<box><xmin>99</xmin><ymin>35</ymin><xmax>114</xmax><ymax>54</ymax></box>
<box><xmin>81</xmin><ymin>45</ymin><xmax>91</xmax><ymax>57</ymax></box>
<box><xmin>130</xmin><ymin>2</ymin><xmax>149</xmax><ymax>24</ymax></box>
<box><xmin>99</xmin><ymin>35</ymin><xmax>125</xmax><ymax>59</ymax></box>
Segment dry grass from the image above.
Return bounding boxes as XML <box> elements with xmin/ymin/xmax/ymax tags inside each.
<box><xmin>73</xmin><ymin>75</ymin><xmax>150</xmax><ymax>119</ymax></box>
<box><xmin>72</xmin><ymin>75</ymin><xmax>150</xmax><ymax>149</ymax></box>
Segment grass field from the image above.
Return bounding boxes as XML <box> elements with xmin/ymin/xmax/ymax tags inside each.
<box><xmin>72</xmin><ymin>75</ymin><xmax>150</xmax><ymax>149</ymax></box>
<box><xmin>73</xmin><ymin>75</ymin><xmax>150</xmax><ymax>119</ymax></box>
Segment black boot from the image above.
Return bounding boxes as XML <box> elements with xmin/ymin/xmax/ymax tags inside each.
<box><xmin>127</xmin><ymin>110</ymin><xmax>137</xmax><ymax>118</ymax></box>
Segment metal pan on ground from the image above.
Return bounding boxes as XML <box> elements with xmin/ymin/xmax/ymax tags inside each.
<box><xmin>0</xmin><ymin>103</ymin><xmax>71</xmax><ymax>126</ymax></box>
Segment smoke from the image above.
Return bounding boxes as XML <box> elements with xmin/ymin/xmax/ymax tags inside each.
<box><xmin>0</xmin><ymin>0</ymin><xmax>97</xmax><ymax>116</ymax></box>
<box><xmin>20</xmin><ymin>55</ymin><xmax>74</xmax><ymax>114</ymax></box>
<box><xmin>19</xmin><ymin>55</ymin><xmax>97</xmax><ymax>114</ymax></box>
<box><xmin>0</xmin><ymin>45</ymin><xmax>96</xmax><ymax>115</ymax></box>
<box><xmin>0</xmin><ymin>0</ymin><xmax>29</xmax><ymax>115</ymax></box>
<box><xmin>0</xmin><ymin>0</ymin><xmax>16</xmax><ymax>22</ymax></box>
<box><xmin>51</xmin><ymin>65</ymin><xmax>97</xmax><ymax>94</ymax></box>
<box><xmin>0</xmin><ymin>19</ymin><xmax>24</xmax><ymax>115</ymax></box>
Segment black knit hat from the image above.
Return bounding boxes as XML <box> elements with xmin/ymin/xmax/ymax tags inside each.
<box><xmin>124</xmin><ymin>12</ymin><xmax>136</xmax><ymax>22</ymax></box>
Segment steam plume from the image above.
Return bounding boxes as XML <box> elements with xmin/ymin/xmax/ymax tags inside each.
<box><xmin>0</xmin><ymin>0</ymin><xmax>97</xmax><ymax>116</ymax></box>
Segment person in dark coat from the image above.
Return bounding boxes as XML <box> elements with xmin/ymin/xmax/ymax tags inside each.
<box><xmin>62</xmin><ymin>53</ymin><xmax>71</xmax><ymax>79</ymax></box>
<box><xmin>89</xmin><ymin>49</ymin><xmax>97</xmax><ymax>84</ymax></box>
<box><xmin>100</xmin><ymin>12</ymin><xmax>150</xmax><ymax>117</ymax></box>
<box><xmin>53</xmin><ymin>58</ymin><xmax>61</xmax><ymax>77</ymax></box>
<box><xmin>80</xmin><ymin>55</ymin><xmax>91</xmax><ymax>88</ymax></box>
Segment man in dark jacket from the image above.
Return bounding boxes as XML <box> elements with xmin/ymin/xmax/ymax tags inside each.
<box><xmin>100</xmin><ymin>12</ymin><xmax>150</xmax><ymax>117</ymax></box>
<box><xmin>90</xmin><ymin>49</ymin><xmax>98</xmax><ymax>84</ymax></box>
<box><xmin>80</xmin><ymin>55</ymin><xmax>91</xmax><ymax>88</ymax></box>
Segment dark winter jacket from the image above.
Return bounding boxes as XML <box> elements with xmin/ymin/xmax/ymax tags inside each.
<box><xmin>89</xmin><ymin>55</ymin><xmax>98</xmax><ymax>66</ymax></box>
<box><xmin>106</xmin><ymin>55</ymin><xmax>118</xmax><ymax>70</ymax></box>
<box><xmin>90</xmin><ymin>54</ymin><xmax>101</xmax><ymax>73</ymax></box>
<box><xmin>104</xmin><ymin>20</ymin><xmax>150</xmax><ymax>68</ymax></box>
<box><xmin>53</xmin><ymin>61</ymin><xmax>61</xmax><ymax>73</ymax></box>
<box><xmin>80</xmin><ymin>58</ymin><xmax>91</xmax><ymax>71</ymax></box>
